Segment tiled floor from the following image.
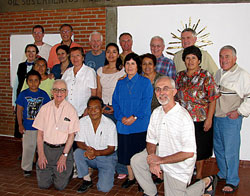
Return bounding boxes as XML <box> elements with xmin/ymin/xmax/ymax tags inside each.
<box><xmin>0</xmin><ymin>136</ymin><xmax>249</xmax><ymax>196</ymax></box>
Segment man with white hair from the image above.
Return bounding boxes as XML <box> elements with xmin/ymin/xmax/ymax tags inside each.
<box><xmin>33</xmin><ymin>79</ymin><xmax>80</xmax><ymax>190</ymax></box>
<box><xmin>213</xmin><ymin>45</ymin><xmax>250</xmax><ymax>193</ymax></box>
<box><xmin>150</xmin><ymin>36</ymin><xmax>176</xmax><ymax>80</ymax></box>
<box><xmin>174</xmin><ymin>28</ymin><xmax>218</xmax><ymax>76</ymax></box>
<box><xmin>85</xmin><ymin>31</ymin><xmax>105</xmax><ymax>71</ymax></box>
<box><xmin>131</xmin><ymin>76</ymin><xmax>218</xmax><ymax>196</ymax></box>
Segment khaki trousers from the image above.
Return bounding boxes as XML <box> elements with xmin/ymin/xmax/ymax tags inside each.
<box><xmin>21</xmin><ymin>130</ymin><xmax>37</xmax><ymax>171</ymax></box>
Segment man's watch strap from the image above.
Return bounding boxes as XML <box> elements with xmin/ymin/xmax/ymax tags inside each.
<box><xmin>62</xmin><ymin>153</ymin><xmax>68</xmax><ymax>157</ymax></box>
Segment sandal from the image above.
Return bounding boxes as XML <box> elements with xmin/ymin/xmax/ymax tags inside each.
<box><xmin>216</xmin><ymin>174</ymin><xmax>226</xmax><ymax>182</ymax></box>
<box><xmin>222</xmin><ymin>183</ymin><xmax>238</xmax><ymax>193</ymax></box>
<box><xmin>204</xmin><ymin>175</ymin><xmax>218</xmax><ymax>196</ymax></box>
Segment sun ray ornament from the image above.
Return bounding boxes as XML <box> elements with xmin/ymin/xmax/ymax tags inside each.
<box><xmin>166</xmin><ymin>17</ymin><xmax>213</xmax><ymax>56</ymax></box>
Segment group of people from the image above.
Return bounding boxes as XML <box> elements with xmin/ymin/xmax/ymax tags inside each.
<box><xmin>12</xmin><ymin>23</ymin><xmax>250</xmax><ymax>196</ymax></box>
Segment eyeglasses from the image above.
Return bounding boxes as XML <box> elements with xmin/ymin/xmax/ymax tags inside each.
<box><xmin>52</xmin><ymin>88</ymin><xmax>67</xmax><ymax>93</ymax></box>
<box><xmin>155</xmin><ymin>86</ymin><xmax>174</xmax><ymax>93</ymax></box>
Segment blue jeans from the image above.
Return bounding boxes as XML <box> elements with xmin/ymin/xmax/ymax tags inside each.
<box><xmin>74</xmin><ymin>148</ymin><xmax>117</xmax><ymax>192</ymax></box>
<box><xmin>213</xmin><ymin>116</ymin><xmax>242</xmax><ymax>186</ymax></box>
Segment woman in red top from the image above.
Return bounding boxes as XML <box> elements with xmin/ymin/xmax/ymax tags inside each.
<box><xmin>176</xmin><ymin>46</ymin><xmax>220</xmax><ymax>180</ymax></box>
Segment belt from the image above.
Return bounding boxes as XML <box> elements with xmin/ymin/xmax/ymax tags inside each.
<box><xmin>44</xmin><ymin>141</ymin><xmax>66</xmax><ymax>148</ymax></box>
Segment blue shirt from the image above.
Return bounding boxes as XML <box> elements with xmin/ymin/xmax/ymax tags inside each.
<box><xmin>84</xmin><ymin>50</ymin><xmax>105</xmax><ymax>71</ymax></box>
<box><xmin>51</xmin><ymin>61</ymin><xmax>73</xmax><ymax>79</ymax></box>
<box><xmin>112</xmin><ymin>73</ymin><xmax>153</xmax><ymax>134</ymax></box>
<box><xmin>16</xmin><ymin>88</ymin><xmax>50</xmax><ymax>130</ymax></box>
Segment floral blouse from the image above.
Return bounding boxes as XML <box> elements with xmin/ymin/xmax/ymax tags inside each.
<box><xmin>176</xmin><ymin>69</ymin><xmax>220</xmax><ymax>122</ymax></box>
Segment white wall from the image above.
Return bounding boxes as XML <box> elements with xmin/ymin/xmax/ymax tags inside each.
<box><xmin>118</xmin><ymin>3</ymin><xmax>250</xmax><ymax>160</ymax></box>
<box><xmin>10</xmin><ymin>34</ymin><xmax>61</xmax><ymax>87</ymax></box>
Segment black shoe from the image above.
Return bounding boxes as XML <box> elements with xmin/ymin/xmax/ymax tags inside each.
<box><xmin>77</xmin><ymin>180</ymin><xmax>93</xmax><ymax>193</ymax></box>
<box><xmin>153</xmin><ymin>177</ymin><xmax>163</xmax><ymax>185</ymax></box>
<box><xmin>121</xmin><ymin>178</ymin><xmax>136</xmax><ymax>188</ymax></box>
<box><xmin>23</xmin><ymin>170</ymin><xmax>31</xmax><ymax>177</ymax></box>
<box><xmin>138</xmin><ymin>184</ymin><xmax>143</xmax><ymax>192</ymax></box>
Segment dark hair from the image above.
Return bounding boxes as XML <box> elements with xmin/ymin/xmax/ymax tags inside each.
<box><xmin>140</xmin><ymin>53</ymin><xmax>157</xmax><ymax>67</ymax></box>
<box><xmin>182</xmin><ymin>45</ymin><xmax>202</xmax><ymax>63</ymax></box>
<box><xmin>26</xmin><ymin>70</ymin><xmax>41</xmax><ymax>81</ymax></box>
<box><xmin>32</xmin><ymin>25</ymin><xmax>44</xmax><ymax>33</ymax></box>
<box><xmin>25</xmin><ymin>44</ymin><xmax>39</xmax><ymax>54</ymax></box>
<box><xmin>124</xmin><ymin>53</ymin><xmax>142</xmax><ymax>74</ymax></box>
<box><xmin>70</xmin><ymin>47</ymin><xmax>85</xmax><ymax>58</ymax></box>
<box><xmin>56</xmin><ymin>45</ymin><xmax>70</xmax><ymax>54</ymax></box>
<box><xmin>34</xmin><ymin>57</ymin><xmax>47</xmax><ymax>68</ymax></box>
<box><xmin>119</xmin><ymin>32</ymin><xmax>132</xmax><ymax>40</ymax></box>
<box><xmin>60</xmin><ymin>24</ymin><xmax>73</xmax><ymax>31</ymax></box>
<box><xmin>104</xmin><ymin>43</ymin><xmax>123</xmax><ymax>71</ymax></box>
<box><xmin>87</xmin><ymin>96</ymin><xmax>104</xmax><ymax>108</ymax></box>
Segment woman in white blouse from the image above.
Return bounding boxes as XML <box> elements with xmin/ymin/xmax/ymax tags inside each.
<box><xmin>97</xmin><ymin>43</ymin><xmax>125</xmax><ymax>121</ymax></box>
<box><xmin>62</xmin><ymin>47</ymin><xmax>97</xmax><ymax>117</ymax></box>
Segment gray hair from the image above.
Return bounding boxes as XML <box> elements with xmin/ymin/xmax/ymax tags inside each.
<box><xmin>155</xmin><ymin>76</ymin><xmax>176</xmax><ymax>89</ymax></box>
<box><xmin>150</xmin><ymin>36</ymin><xmax>165</xmax><ymax>47</ymax></box>
<box><xmin>89</xmin><ymin>31</ymin><xmax>103</xmax><ymax>42</ymax></box>
<box><xmin>220</xmin><ymin>45</ymin><xmax>237</xmax><ymax>56</ymax></box>
<box><xmin>52</xmin><ymin>79</ymin><xmax>68</xmax><ymax>90</ymax></box>
<box><xmin>181</xmin><ymin>28</ymin><xmax>197</xmax><ymax>37</ymax></box>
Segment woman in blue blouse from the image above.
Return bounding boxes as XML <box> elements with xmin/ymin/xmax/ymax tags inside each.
<box><xmin>112</xmin><ymin>53</ymin><xmax>153</xmax><ymax>188</ymax></box>
<box><xmin>51</xmin><ymin>45</ymin><xmax>73</xmax><ymax>79</ymax></box>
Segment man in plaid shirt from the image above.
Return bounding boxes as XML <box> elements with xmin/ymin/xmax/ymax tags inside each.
<box><xmin>150</xmin><ymin>36</ymin><xmax>176</xmax><ymax>80</ymax></box>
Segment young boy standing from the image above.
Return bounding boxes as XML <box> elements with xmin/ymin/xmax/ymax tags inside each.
<box><xmin>16</xmin><ymin>70</ymin><xmax>50</xmax><ymax>176</ymax></box>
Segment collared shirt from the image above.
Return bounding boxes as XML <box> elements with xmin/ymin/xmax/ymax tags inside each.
<box><xmin>62</xmin><ymin>64</ymin><xmax>97</xmax><ymax>116</ymax></box>
<box><xmin>112</xmin><ymin>73</ymin><xmax>153</xmax><ymax>134</ymax></box>
<box><xmin>47</xmin><ymin>42</ymin><xmax>81</xmax><ymax>69</ymax></box>
<box><xmin>215</xmin><ymin>64</ymin><xmax>250</xmax><ymax>117</ymax></box>
<box><xmin>33</xmin><ymin>99</ymin><xmax>80</xmax><ymax>145</ymax></box>
<box><xmin>176</xmin><ymin>69</ymin><xmax>220</xmax><ymax>122</ymax></box>
<box><xmin>146</xmin><ymin>103</ymin><xmax>196</xmax><ymax>184</ymax></box>
<box><xmin>174</xmin><ymin>49</ymin><xmax>218</xmax><ymax>76</ymax></box>
<box><xmin>51</xmin><ymin>61</ymin><xmax>73</xmax><ymax>79</ymax></box>
<box><xmin>75</xmin><ymin>115</ymin><xmax>117</xmax><ymax>150</ymax></box>
<box><xmin>155</xmin><ymin>55</ymin><xmax>176</xmax><ymax>80</ymax></box>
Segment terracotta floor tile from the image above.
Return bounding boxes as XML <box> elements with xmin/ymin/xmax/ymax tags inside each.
<box><xmin>1</xmin><ymin>136</ymin><xmax>250</xmax><ymax>195</ymax></box>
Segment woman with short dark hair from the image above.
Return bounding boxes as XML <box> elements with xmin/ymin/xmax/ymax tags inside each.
<box><xmin>176</xmin><ymin>45</ymin><xmax>220</xmax><ymax>180</ymax></box>
<box><xmin>112</xmin><ymin>53</ymin><xmax>153</xmax><ymax>188</ymax></box>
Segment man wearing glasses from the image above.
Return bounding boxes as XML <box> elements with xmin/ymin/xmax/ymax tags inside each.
<box><xmin>47</xmin><ymin>24</ymin><xmax>81</xmax><ymax>69</ymax></box>
<box><xmin>33</xmin><ymin>79</ymin><xmax>80</xmax><ymax>190</ymax></box>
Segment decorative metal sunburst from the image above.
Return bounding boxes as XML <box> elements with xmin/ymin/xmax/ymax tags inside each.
<box><xmin>166</xmin><ymin>17</ymin><xmax>213</xmax><ymax>56</ymax></box>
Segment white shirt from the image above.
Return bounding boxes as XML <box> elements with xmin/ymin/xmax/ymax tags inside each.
<box><xmin>147</xmin><ymin>102</ymin><xmax>196</xmax><ymax>184</ymax></box>
<box><xmin>62</xmin><ymin>64</ymin><xmax>97</xmax><ymax>116</ymax></box>
<box><xmin>97</xmin><ymin>67</ymin><xmax>125</xmax><ymax>104</ymax></box>
<box><xmin>75</xmin><ymin>115</ymin><xmax>117</xmax><ymax>151</ymax></box>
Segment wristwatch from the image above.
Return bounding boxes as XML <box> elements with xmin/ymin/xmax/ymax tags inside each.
<box><xmin>62</xmin><ymin>153</ymin><xmax>68</xmax><ymax>157</ymax></box>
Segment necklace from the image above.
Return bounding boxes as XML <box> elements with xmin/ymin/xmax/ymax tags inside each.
<box><xmin>53</xmin><ymin>103</ymin><xmax>65</xmax><ymax>130</ymax></box>
<box><xmin>126</xmin><ymin>81</ymin><xmax>135</xmax><ymax>95</ymax></box>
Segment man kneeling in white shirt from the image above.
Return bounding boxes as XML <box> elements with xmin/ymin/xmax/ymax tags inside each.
<box><xmin>74</xmin><ymin>96</ymin><xmax>117</xmax><ymax>193</ymax></box>
<box><xmin>131</xmin><ymin>76</ymin><xmax>217</xmax><ymax>196</ymax></box>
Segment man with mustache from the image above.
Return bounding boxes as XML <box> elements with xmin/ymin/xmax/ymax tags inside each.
<box><xmin>131</xmin><ymin>76</ymin><xmax>217</xmax><ymax>196</ymax></box>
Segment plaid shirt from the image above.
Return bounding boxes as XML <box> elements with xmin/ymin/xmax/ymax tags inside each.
<box><xmin>155</xmin><ymin>55</ymin><xmax>176</xmax><ymax>80</ymax></box>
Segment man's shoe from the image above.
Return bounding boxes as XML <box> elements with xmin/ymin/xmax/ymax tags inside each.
<box><xmin>121</xmin><ymin>178</ymin><xmax>136</xmax><ymax>188</ymax></box>
<box><xmin>23</xmin><ymin>170</ymin><xmax>31</xmax><ymax>177</ymax></box>
<box><xmin>77</xmin><ymin>180</ymin><xmax>93</xmax><ymax>193</ymax></box>
<box><xmin>153</xmin><ymin>177</ymin><xmax>163</xmax><ymax>185</ymax></box>
<box><xmin>138</xmin><ymin>184</ymin><xmax>143</xmax><ymax>192</ymax></box>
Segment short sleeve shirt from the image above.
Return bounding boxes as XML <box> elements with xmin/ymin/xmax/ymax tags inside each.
<box><xmin>33</xmin><ymin>99</ymin><xmax>80</xmax><ymax>144</ymax></box>
<box><xmin>62</xmin><ymin>65</ymin><xmax>97</xmax><ymax>116</ymax></box>
<box><xmin>147</xmin><ymin>103</ymin><xmax>196</xmax><ymax>184</ymax></box>
<box><xmin>75</xmin><ymin>115</ymin><xmax>117</xmax><ymax>150</ymax></box>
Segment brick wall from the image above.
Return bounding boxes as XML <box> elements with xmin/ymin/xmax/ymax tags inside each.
<box><xmin>0</xmin><ymin>7</ymin><xmax>106</xmax><ymax>136</ymax></box>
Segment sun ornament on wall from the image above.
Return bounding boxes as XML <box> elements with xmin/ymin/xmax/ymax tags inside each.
<box><xmin>166</xmin><ymin>17</ymin><xmax>213</xmax><ymax>56</ymax></box>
